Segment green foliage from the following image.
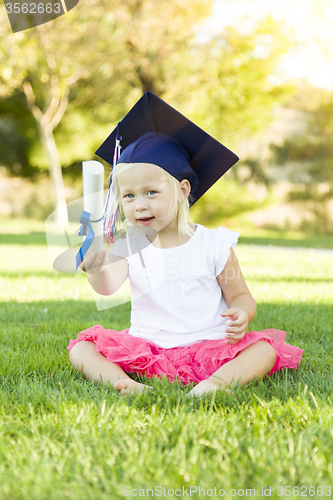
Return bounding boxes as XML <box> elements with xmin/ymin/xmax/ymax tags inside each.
<box><xmin>178</xmin><ymin>17</ymin><xmax>295</xmax><ymax>148</ymax></box>
<box><xmin>0</xmin><ymin>0</ymin><xmax>213</xmax><ymax>173</ymax></box>
<box><xmin>287</xmin><ymin>185</ymin><xmax>333</xmax><ymax>234</ymax></box>
<box><xmin>270</xmin><ymin>85</ymin><xmax>333</xmax><ymax>234</ymax></box>
<box><xmin>1</xmin><ymin>1</ymin><xmax>294</xmax><ymax>183</ymax></box>
<box><xmin>190</xmin><ymin>177</ymin><xmax>270</xmax><ymax>227</ymax></box>
<box><xmin>236</xmin><ymin>158</ymin><xmax>273</xmax><ymax>186</ymax></box>
<box><xmin>0</xmin><ymin>90</ymin><xmax>39</xmax><ymax>177</ymax></box>
<box><xmin>270</xmin><ymin>85</ymin><xmax>333</xmax><ymax>177</ymax></box>
<box><xmin>1</xmin><ymin>221</ymin><xmax>333</xmax><ymax>499</ymax></box>
<box><xmin>177</xmin><ymin>16</ymin><xmax>295</xmax><ymax>225</ymax></box>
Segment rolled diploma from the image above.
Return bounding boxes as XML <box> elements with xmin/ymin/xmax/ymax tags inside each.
<box><xmin>82</xmin><ymin>160</ymin><xmax>104</xmax><ymax>254</ymax></box>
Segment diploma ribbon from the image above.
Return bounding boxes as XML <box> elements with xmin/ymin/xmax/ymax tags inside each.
<box><xmin>75</xmin><ymin>210</ymin><xmax>103</xmax><ymax>272</ymax></box>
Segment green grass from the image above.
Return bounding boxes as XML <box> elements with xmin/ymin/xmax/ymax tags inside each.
<box><xmin>1</xmin><ymin>220</ymin><xmax>333</xmax><ymax>500</ymax></box>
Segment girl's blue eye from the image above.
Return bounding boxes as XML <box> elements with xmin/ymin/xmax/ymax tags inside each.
<box><xmin>124</xmin><ymin>191</ymin><xmax>156</xmax><ymax>198</ymax></box>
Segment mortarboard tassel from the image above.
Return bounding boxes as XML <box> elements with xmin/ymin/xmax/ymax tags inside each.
<box><xmin>103</xmin><ymin>128</ymin><xmax>122</xmax><ymax>244</ymax></box>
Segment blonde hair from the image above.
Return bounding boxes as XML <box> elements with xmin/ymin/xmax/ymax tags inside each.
<box><xmin>112</xmin><ymin>162</ymin><xmax>194</xmax><ymax>238</ymax></box>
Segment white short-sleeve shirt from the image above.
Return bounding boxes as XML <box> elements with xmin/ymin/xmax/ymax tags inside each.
<box><xmin>115</xmin><ymin>224</ymin><xmax>239</xmax><ymax>349</ymax></box>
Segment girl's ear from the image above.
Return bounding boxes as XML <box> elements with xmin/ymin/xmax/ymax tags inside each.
<box><xmin>179</xmin><ymin>179</ymin><xmax>191</xmax><ymax>201</ymax></box>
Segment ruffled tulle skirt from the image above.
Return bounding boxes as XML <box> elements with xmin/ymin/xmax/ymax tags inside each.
<box><xmin>68</xmin><ymin>325</ymin><xmax>303</xmax><ymax>385</ymax></box>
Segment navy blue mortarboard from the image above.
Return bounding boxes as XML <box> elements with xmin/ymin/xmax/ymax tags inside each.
<box><xmin>95</xmin><ymin>91</ymin><xmax>239</xmax><ymax>243</ymax></box>
<box><xmin>95</xmin><ymin>91</ymin><xmax>239</xmax><ymax>205</ymax></box>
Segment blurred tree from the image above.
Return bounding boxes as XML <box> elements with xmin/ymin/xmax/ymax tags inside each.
<box><xmin>0</xmin><ymin>0</ymin><xmax>211</xmax><ymax>224</ymax></box>
<box><xmin>270</xmin><ymin>84</ymin><xmax>333</xmax><ymax>233</ymax></box>
<box><xmin>0</xmin><ymin>25</ymin><xmax>85</xmax><ymax>224</ymax></box>
<box><xmin>185</xmin><ymin>17</ymin><xmax>294</xmax><ymax>223</ymax></box>
<box><xmin>190</xmin><ymin>178</ymin><xmax>270</xmax><ymax>227</ymax></box>
<box><xmin>1</xmin><ymin>0</ymin><xmax>294</xmax><ymax>226</ymax></box>
<box><xmin>165</xmin><ymin>17</ymin><xmax>293</xmax><ymax>146</ymax></box>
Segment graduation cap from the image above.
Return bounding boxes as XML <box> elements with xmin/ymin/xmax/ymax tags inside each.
<box><xmin>96</xmin><ymin>91</ymin><xmax>239</xmax><ymax>205</ymax></box>
<box><xmin>95</xmin><ymin>91</ymin><xmax>239</xmax><ymax>242</ymax></box>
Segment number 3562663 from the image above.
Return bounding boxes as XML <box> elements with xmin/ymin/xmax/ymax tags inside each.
<box><xmin>5</xmin><ymin>3</ymin><xmax>61</xmax><ymax>14</ymax></box>
<box><xmin>277</xmin><ymin>486</ymin><xmax>331</xmax><ymax>496</ymax></box>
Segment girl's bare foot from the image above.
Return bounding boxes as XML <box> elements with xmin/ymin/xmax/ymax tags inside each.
<box><xmin>186</xmin><ymin>380</ymin><xmax>233</xmax><ymax>398</ymax></box>
<box><xmin>113</xmin><ymin>378</ymin><xmax>153</xmax><ymax>396</ymax></box>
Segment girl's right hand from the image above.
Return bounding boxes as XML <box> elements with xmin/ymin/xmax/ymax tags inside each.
<box><xmin>79</xmin><ymin>251</ymin><xmax>107</xmax><ymax>274</ymax></box>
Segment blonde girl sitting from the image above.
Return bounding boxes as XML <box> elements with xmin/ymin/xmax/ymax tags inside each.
<box><xmin>68</xmin><ymin>92</ymin><xmax>303</xmax><ymax>397</ymax></box>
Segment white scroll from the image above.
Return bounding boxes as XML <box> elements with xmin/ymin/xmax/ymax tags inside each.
<box><xmin>50</xmin><ymin>160</ymin><xmax>105</xmax><ymax>273</ymax></box>
<box><xmin>82</xmin><ymin>160</ymin><xmax>104</xmax><ymax>254</ymax></box>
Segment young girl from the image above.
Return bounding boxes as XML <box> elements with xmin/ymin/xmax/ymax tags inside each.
<box><xmin>68</xmin><ymin>92</ymin><xmax>303</xmax><ymax>397</ymax></box>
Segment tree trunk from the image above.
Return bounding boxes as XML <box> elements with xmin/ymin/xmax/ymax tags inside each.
<box><xmin>39</xmin><ymin>122</ymin><xmax>68</xmax><ymax>226</ymax></box>
<box><xmin>22</xmin><ymin>79</ymin><xmax>69</xmax><ymax>227</ymax></box>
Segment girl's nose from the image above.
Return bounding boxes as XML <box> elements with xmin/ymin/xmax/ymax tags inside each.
<box><xmin>135</xmin><ymin>197</ymin><xmax>148</xmax><ymax>211</ymax></box>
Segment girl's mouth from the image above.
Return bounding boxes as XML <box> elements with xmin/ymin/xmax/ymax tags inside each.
<box><xmin>137</xmin><ymin>217</ymin><xmax>155</xmax><ymax>225</ymax></box>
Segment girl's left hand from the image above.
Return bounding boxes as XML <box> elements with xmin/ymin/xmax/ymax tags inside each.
<box><xmin>221</xmin><ymin>308</ymin><xmax>249</xmax><ymax>345</ymax></box>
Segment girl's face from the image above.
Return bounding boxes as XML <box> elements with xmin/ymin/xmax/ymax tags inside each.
<box><xmin>117</xmin><ymin>163</ymin><xmax>188</xmax><ymax>236</ymax></box>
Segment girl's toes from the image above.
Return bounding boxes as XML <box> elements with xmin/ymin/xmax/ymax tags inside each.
<box><xmin>113</xmin><ymin>379</ymin><xmax>129</xmax><ymax>393</ymax></box>
<box><xmin>113</xmin><ymin>379</ymin><xmax>153</xmax><ymax>396</ymax></box>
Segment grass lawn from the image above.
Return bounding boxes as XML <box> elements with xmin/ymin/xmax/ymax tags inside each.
<box><xmin>1</xmin><ymin>220</ymin><xmax>333</xmax><ymax>500</ymax></box>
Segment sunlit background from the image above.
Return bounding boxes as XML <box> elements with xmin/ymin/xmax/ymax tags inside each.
<box><xmin>1</xmin><ymin>0</ymin><xmax>333</xmax><ymax>238</ymax></box>
<box><xmin>210</xmin><ymin>0</ymin><xmax>333</xmax><ymax>90</ymax></box>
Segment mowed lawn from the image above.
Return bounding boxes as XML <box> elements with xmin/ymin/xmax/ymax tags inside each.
<box><xmin>1</xmin><ymin>221</ymin><xmax>333</xmax><ymax>500</ymax></box>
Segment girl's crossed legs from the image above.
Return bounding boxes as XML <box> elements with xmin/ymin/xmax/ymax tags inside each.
<box><xmin>186</xmin><ymin>340</ymin><xmax>276</xmax><ymax>397</ymax></box>
<box><xmin>69</xmin><ymin>339</ymin><xmax>276</xmax><ymax>397</ymax></box>
<box><xmin>69</xmin><ymin>341</ymin><xmax>151</xmax><ymax>396</ymax></box>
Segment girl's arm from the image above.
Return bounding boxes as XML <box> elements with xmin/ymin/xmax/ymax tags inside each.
<box><xmin>80</xmin><ymin>251</ymin><xmax>128</xmax><ymax>296</ymax></box>
<box><xmin>217</xmin><ymin>247</ymin><xmax>256</xmax><ymax>344</ymax></box>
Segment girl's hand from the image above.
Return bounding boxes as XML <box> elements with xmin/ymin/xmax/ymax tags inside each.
<box><xmin>221</xmin><ymin>308</ymin><xmax>249</xmax><ymax>345</ymax></box>
<box><xmin>79</xmin><ymin>251</ymin><xmax>107</xmax><ymax>274</ymax></box>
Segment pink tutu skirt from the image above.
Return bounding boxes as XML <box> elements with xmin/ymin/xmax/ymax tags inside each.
<box><xmin>68</xmin><ymin>325</ymin><xmax>303</xmax><ymax>385</ymax></box>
